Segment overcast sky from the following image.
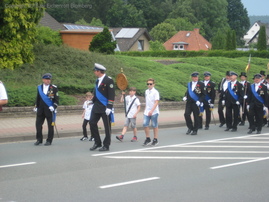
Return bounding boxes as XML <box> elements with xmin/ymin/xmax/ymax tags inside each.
<box><xmin>241</xmin><ymin>0</ymin><xmax>269</xmax><ymax>16</ymax></box>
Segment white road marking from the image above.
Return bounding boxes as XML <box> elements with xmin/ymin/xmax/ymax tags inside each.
<box><xmin>99</xmin><ymin>177</ymin><xmax>160</xmax><ymax>189</ymax></box>
<box><xmin>136</xmin><ymin>150</ymin><xmax>269</xmax><ymax>153</ymax></box>
<box><xmin>212</xmin><ymin>141</ymin><xmax>269</xmax><ymax>144</ymax></box>
<box><xmin>180</xmin><ymin>145</ymin><xmax>269</xmax><ymax>148</ymax></box>
<box><xmin>0</xmin><ymin>162</ymin><xmax>36</xmax><ymax>168</ymax></box>
<box><xmin>104</xmin><ymin>156</ymin><xmax>258</xmax><ymax>160</ymax></box>
<box><xmin>210</xmin><ymin>157</ymin><xmax>269</xmax><ymax>170</ymax></box>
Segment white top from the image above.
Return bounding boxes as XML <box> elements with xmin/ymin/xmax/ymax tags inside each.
<box><xmin>125</xmin><ymin>95</ymin><xmax>141</xmax><ymax>118</ymax></box>
<box><xmin>83</xmin><ymin>101</ymin><xmax>93</xmax><ymax>120</ymax></box>
<box><xmin>0</xmin><ymin>81</ymin><xmax>8</xmax><ymax>100</ymax></box>
<box><xmin>43</xmin><ymin>84</ymin><xmax>49</xmax><ymax>94</ymax></box>
<box><xmin>144</xmin><ymin>87</ymin><xmax>160</xmax><ymax>116</ymax></box>
<box><xmin>223</xmin><ymin>80</ymin><xmax>230</xmax><ymax>91</ymax></box>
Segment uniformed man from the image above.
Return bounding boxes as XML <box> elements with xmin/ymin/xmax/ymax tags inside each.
<box><xmin>89</xmin><ymin>63</ymin><xmax>115</xmax><ymax>152</ymax></box>
<box><xmin>34</xmin><ymin>73</ymin><xmax>59</xmax><ymax>146</ymax></box>
<box><xmin>201</xmin><ymin>71</ymin><xmax>216</xmax><ymax>130</ymax></box>
<box><xmin>183</xmin><ymin>72</ymin><xmax>206</xmax><ymax>135</ymax></box>
<box><xmin>238</xmin><ymin>72</ymin><xmax>250</xmax><ymax>126</ymax></box>
<box><xmin>247</xmin><ymin>74</ymin><xmax>268</xmax><ymax>134</ymax></box>
<box><xmin>217</xmin><ymin>71</ymin><xmax>231</xmax><ymax>127</ymax></box>
<box><xmin>260</xmin><ymin>70</ymin><xmax>268</xmax><ymax>126</ymax></box>
<box><xmin>224</xmin><ymin>71</ymin><xmax>244</xmax><ymax>132</ymax></box>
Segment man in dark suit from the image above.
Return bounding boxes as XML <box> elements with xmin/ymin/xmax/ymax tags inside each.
<box><xmin>89</xmin><ymin>63</ymin><xmax>115</xmax><ymax>152</ymax></box>
<box><xmin>183</xmin><ymin>72</ymin><xmax>206</xmax><ymax>135</ymax></box>
<box><xmin>238</xmin><ymin>72</ymin><xmax>250</xmax><ymax>126</ymax></box>
<box><xmin>34</xmin><ymin>73</ymin><xmax>59</xmax><ymax>146</ymax></box>
<box><xmin>260</xmin><ymin>70</ymin><xmax>267</xmax><ymax>126</ymax></box>
<box><xmin>201</xmin><ymin>72</ymin><xmax>216</xmax><ymax>130</ymax></box>
<box><xmin>224</xmin><ymin>71</ymin><xmax>244</xmax><ymax>132</ymax></box>
<box><xmin>247</xmin><ymin>74</ymin><xmax>268</xmax><ymax>134</ymax></box>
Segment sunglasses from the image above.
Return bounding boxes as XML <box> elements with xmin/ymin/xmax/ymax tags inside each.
<box><xmin>147</xmin><ymin>83</ymin><xmax>153</xmax><ymax>85</ymax></box>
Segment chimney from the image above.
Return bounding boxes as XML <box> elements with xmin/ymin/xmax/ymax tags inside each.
<box><xmin>194</xmin><ymin>28</ymin><xmax>200</xmax><ymax>34</ymax></box>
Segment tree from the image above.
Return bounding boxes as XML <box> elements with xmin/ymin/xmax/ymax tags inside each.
<box><xmin>0</xmin><ymin>0</ymin><xmax>45</xmax><ymax>69</ymax></box>
<box><xmin>257</xmin><ymin>25</ymin><xmax>267</xmax><ymax>51</ymax></box>
<box><xmin>35</xmin><ymin>26</ymin><xmax>62</xmax><ymax>46</ymax></box>
<box><xmin>75</xmin><ymin>18</ymin><xmax>91</xmax><ymax>26</ymax></box>
<box><xmin>227</xmin><ymin>0</ymin><xmax>250</xmax><ymax>46</ymax></box>
<box><xmin>225</xmin><ymin>29</ymin><xmax>236</xmax><ymax>50</ymax></box>
<box><xmin>150</xmin><ymin>23</ymin><xmax>177</xmax><ymax>43</ymax></box>
<box><xmin>89</xmin><ymin>27</ymin><xmax>116</xmax><ymax>54</ymax></box>
<box><xmin>89</xmin><ymin>17</ymin><xmax>104</xmax><ymax>27</ymax></box>
<box><xmin>149</xmin><ymin>41</ymin><xmax>166</xmax><ymax>51</ymax></box>
<box><xmin>211</xmin><ymin>29</ymin><xmax>227</xmax><ymax>50</ymax></box>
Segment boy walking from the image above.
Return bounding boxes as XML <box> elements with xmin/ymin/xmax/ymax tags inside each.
<box><xmin>80</xmin><ymin>92</ymin><xmax>94</xmax><ymax>141</ymax></box>
<box><xmin>116</xmin><ymin>87</ymin><xmax>141</xmax><ymax>142</ymax></box>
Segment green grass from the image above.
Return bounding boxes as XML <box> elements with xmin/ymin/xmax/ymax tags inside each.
<box><xmin>1</xmin><ymin>43</ymin><xmax>269</xmax><ymax>106</ymax></box>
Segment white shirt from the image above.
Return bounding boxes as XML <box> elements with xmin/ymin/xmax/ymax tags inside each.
<box><xmin>255</xmin><ymin>83</ymin><xmax>260</xmax><ymax>92</ymax></box>
<box><xmin>43</xmin><ymin>84</ymin><xmax>49</xmax><ymax>95</ymax></box>
<box><xmin>204</xmin><ymin>80</ymin><xmax>209</xmax><ymax>86</ymax></box>
<box><xmin>98</xmin><ymin>74</ymin><xmax>106</xmax><ymax>87</ymax></box>
<box><xmin>230</xmin><ymin>81</ymin><xmax>236</xmax><ymax>89</ymax></box>
<box><xmin>144</xmin><ymin>87</ymin><xmax>160</xmax><ymax>116</ymax></box>
<box><xmin>125</xmin><ymin>95</ymin><xmax>141</xmax><ymax>118</ymax></box>
<box><xmin>223</xmin><ymin>80</ymin><xmax>230</xmax><ymax>91</ymax></box>
<box><xmin>0</xmin><ymin>82</ymin><xmax>8</xmax><ymax>100</ymax></box>
<box><xmin>191</xmin><ymin>82</ymin><xmax>197</xmax><ymax>91</ymax></box>
<box><xmin>83</xmin><ymin>101</ymin><xmax>93</xmax><ymax>120</ymax></box>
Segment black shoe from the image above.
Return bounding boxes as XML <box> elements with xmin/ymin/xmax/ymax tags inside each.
<box><xmin>219</xmin><ymin>123</ymin><xmax>225</xmax><ymax>127</ymax></box>
<box><xmin>34</xmin><ymin>140</ymin><xmax>42</xmax><ymax>146</ymax></box>
<box><xmin>90</xmin><ymin>144</ymin><xmax>101</xmax><ymax>151</ymax></box>
<box><xmin>247</xmin><ymin>129</ymin><xmax>253</xmax><ymax>134</ymax></box>
<box><xmin>230</xmin><ymin>128</ymin><xmax>237</xmax><ymax>132</ymax></box>
<box><xmin>204</xmin><ymin>127</ymin><xmax>209</xmax><ymax>130</ymax></box>
<box><xmin>198</xmin><ymin>126</ymin><xmax>203</xmax><ymax>129</ymax></box>
<box><xmin>239</xmin><ymin>121</ymin><xmax>245</xmax><ymax>126</ymax></box>
<box><xmin>89</xmin><ymin>136</ymin><xmax>94</xmax><ymax>141</ymax></box>
<box><xmin>44</xmin><ymin>141</ymin><xmax>51</xmax><ymax>146</ymax></box>
<box><xmin>256</xmin><ymin>131</ymin><xmax>261</xmax><ymax>134</ymax></box>
<box><xmin>99</xmin><ymin>146</ymin><xmax>109</xmax><ymax>151</ymax></box>
<box><xmin>224</xmin><ymin>128</ymin><xmax>230</xmax><ymax>131</ymax></box>
<box><xmin>186</xmin><ymin>129</ymin><xmax>192</xmax><ymax>135</ymax></box>
<box><xmin>191</xmin><ymin>131</ymin><xmax>197</xmax><ymax>135</ymax></box>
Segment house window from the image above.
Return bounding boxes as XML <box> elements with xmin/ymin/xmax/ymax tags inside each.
<box><xmin>138</xmin><ymin>40</ymin><xmax>144</xmax><ymax>51</ymax></box>
<box><xmin>174</xmin><ymin>44</ymin><xmax>184</xmax><ymax>50</ymax></box>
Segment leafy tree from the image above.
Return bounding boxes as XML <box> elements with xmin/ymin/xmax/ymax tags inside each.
<box><xmin>150</xmin><ymin>23</ymin><xmax>177</xmax><ymax>43</ymax></box>
<box><xmin>89</xmin><ymin>17</ymin><xmax>104</xmax><ymax>27</ymax></box>
<box><xmin>75</xmin><ymin>18</ymin><xmax>91</xmax><ymax>26</ymax></box>
<box><xmin>225</xmin><ymin>29</ymin><xmax>236</xmax><ymax>50</ymax></box>
<box><xmin>211</xmin><ymin>29</ymin><xmax>227</xmax><ymax>50</ymax></box>
<box><xmin>35</xmin><ymin>26</ymin><xmax>62</xmax><ymax>46</ymax></box>
<box><xmin>257</xmin><ymin>25</ymin><xmax>267</xmax><ymax>51</ymax></box>
<box><xmin>0</xmin><ymin>0</ymin><xmax>45</xmax><ymax>69</ymax></box>
<box><xmin>149</xmin><ymin>41</ymin><xmax>166</xmax><ymax>51</ymax></box>
<box><xmin>227</xmin><ymin>0</ymin><xmax>250</xmax><ymax>46</ymax></box>
<box><xmin>89</xmin><ymin>27</ymin><xmax>116</xmax><ymax>54</ymax></box>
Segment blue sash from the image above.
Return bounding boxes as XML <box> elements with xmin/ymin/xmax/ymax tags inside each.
<box><xmin>38</xmin><ymin>85</ymin><xmax>56</xmax><ymax>124</ymax></box>
<box><xmin>251</xmin><ymin>84</ymin><xmax>264</xmax><ymax>104</ymax></box>
<box><xmin>205</xmin><ymin>94</ymin><xmax>210</xmax><ymax>102</ymax></box>
<box><xmin>228</xmin><ymin>82</ymin><xmax>238</xmax><ymax>101</ymax></box>
<box><xmin>188</xmin><ymin>82</ymin><xmax>204</xmax><ymax>114</ymax></box>
<box><xmin>95</xmin><ymin>86</ymin><xmax>114</xmax><ymax>123</ymax></box>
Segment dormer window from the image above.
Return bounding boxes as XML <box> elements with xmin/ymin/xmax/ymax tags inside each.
<box><xmin>172</xmin><ymin>42</ymin><xmax>188</xmax><ymax>50</ymax></box>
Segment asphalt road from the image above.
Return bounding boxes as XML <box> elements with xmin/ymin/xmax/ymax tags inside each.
<box><xmin>1</xmin><ymin>126</ymin><xmax>269</xmax><ymax>202</ymax></box>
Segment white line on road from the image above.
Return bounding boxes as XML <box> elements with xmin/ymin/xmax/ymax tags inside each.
<box><xmin>99</xmin><ymin>177</ymin><xmax>160</xmax><ymax>189</ymax></box>
<box><xmin>180</xmin><ymin>145</ymin><xmax>269</xmax><ymax>148</ymax></box>
<box><xmin>212</xmin><ymin>141</ymin><xmax>269</xmax><ymax>144</ymax></box>
<box><xmin>136</xmin><ymin>150</ymin><xmax>269</xmax><ymax>153</ymax></box>
<box><xmin>104</xmin><ymin>156</ymin><xmax>258</xmax><ymax>160</ymax></box>
<box><xmin>210</xmin><ymin>157</ymin><xmax>269</xmax><ymax>170</ymax></box>
<box><xmin>0</xmin><ymin>162</ymin><xmax>36</xmax><ymax>168</ymax></box>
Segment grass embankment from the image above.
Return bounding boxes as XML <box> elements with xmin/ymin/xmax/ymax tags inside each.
<box><xmin>1</xmin><ymin>44</ymin><xmax>268</xmax><ymax>106</ymax></box>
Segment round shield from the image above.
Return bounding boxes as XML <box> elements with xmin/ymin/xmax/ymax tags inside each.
<box><xmin>116</xmin><ymin>73</ymin><xmax>128</xmax><ymax>90</ymax></box>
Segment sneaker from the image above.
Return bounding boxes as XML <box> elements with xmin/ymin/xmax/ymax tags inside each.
<box><xmin>80</xmin><ymin>136</ymin><xmax>88</xmax><ymax>141</ymax></box>
<box><xmin>143</xmin><ymin>138</ymin><xmax>151</xmax><ymax>146</ymax></box>
<box><xmin>151</xmin><ymin>139</ymin><xmax>158</xmax><ymax>146</ymax></box>
<box><xmin>89</xmin><ymin>136</ymin><xmax>94</xmax><ymax>141</ymax></box>
<box><xmin>131</xmin><ymin>136</ymin><xmax>137</xmax><ymax>142</ymax></box>
<box><xmin>116</xmin><ymin>135</ymin><xmax>124</xmax><ymax>142</ymax></box>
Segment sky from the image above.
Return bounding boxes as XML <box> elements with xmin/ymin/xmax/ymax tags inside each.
<box><xmin>241</xmin><ymin>0</ymin><xmax>269</xmax><ymax>16</ymax></box>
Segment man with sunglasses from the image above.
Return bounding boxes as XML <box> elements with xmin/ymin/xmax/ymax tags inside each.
<box><xmin>143</xmin><ymin>78</ymin><xmax>160</xmax><ymax>146</ymax></box>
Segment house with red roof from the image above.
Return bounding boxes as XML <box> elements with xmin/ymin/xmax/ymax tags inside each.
<box><xmin>163</xmin><ymin>28</ymin><xmax>211</xmax><ymax>51</ymax></box>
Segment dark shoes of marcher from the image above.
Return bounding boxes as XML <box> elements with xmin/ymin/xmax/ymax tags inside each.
<box><xmin>186</xmin><ymin>129</ymin><xmax>192</xmax><ymax>135</ymax></box>
<box><xmin>34</xmin><ymin>140</ymin><xmax>42</xmax><ymax>146</ymax></box>
<box><xmin>89</xmin><ymin>144</ymin><xmax>102</xmax><ymax>151</ymax></box>
<box><xmin>191</xmin><ymin>131</ymin><xmax>197</xmax><ymax>135</ymax></box>
<box><xmin>44</xmin><ymin>141</ymin><xmax>51</xmax><ymax>146</ymax></box>
<box><xmin>99</xmin><ymin>146</ymin><xmax>109</xmax><ymax>152</ymax></box>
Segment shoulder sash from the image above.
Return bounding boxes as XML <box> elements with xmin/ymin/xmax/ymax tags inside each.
<box><xmin>251</xmin><ymin>84</ymin><xmax>264</xmax><ymax>104</ymax></box>
<box><xmin>228</xmin><ymin>82</ymin><xmax>238</xmax><ymax>101</ymax></box>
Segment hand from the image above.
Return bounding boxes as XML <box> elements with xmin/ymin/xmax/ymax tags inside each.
<box><xmin>208</xmin><ymin>99</ymin><xmax>211</xmax><ymax>104</ymax></box>
<box><xmin>236</xmin><ymin>101</ymin><xmax>240</xmax><ymax>105</ymax></box>
<box><xmin>222</xmin><ymin>100</ymin><xmax>225</xmax><ymax>106</ymax></box>
<box><xmin>209</xmin><ymin>104</ymin><xmax>214</xmax><ymax>108</ymax></box>
<box><xmin>33</xmin><ymin>108</ymin><xmax>37</xmax><ymax>112</ymax></box>
<box><xmin>263</xmin><ymin>106</ymin><xmax>268</xmax><ymax>111</ymax></box>
<box><xmin>243</xmin><ymin>95</ymin><xmax>248</xmax><ymax>99</ymax></box>
<box><xmin>183</xmin><ymin>96</ymin><xmax>187</xmax><ymax>101</ymax></box>
<box><xmin>49</xmin><ymin>106</ymin><xmax>54</xmax><ymax>112</ymax></box>
<box><xmin>105</xmin><ymin>108</ymin><xmax>111</xmax><ymax>115</ymax></box>
<box><xmin>247</xmin><ymin>105</ymin><xmax>250</xmax><ymax>111</ymax></box>
<box><xmin>196</xmin><ymin>101</ymin><xmax>200</xmax><ymax>106</ymax></box>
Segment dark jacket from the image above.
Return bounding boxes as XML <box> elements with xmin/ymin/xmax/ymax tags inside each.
<box><xmin>204</xmin><ymin>80</ymin><xmax>216</xmax><ymax>105</ymax></box>
<box><xmin>224</xmin><ymin>81</ymin><xmax>244</xmax><ymax>104</ymax></box>
<box><xmin>35</xmin><ymin>84</ymin><xmax>59</xmax><ymax>110</ymax></box>
<box><xmin>185</xmin><ymin>81</ymin><xmax>206</xmax><ymax>103</ymax></box>
<box><xmin>247</xmin><ymin>83</ymin><xmax>268</xmax><ymax>108</ymax></box>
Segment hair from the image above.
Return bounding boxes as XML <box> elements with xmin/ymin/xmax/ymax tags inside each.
<box><xmin>147</xmin><ymin>78</ymin><xmax>155</xmax><ymax>84</ymax></box>
<box><xmin>85</xmin><ymin>92</ymin><xmax>93</xmax><ymax>97</ymax></box>
<box><xmin>129</xmin><ymin>87</ymin><xmax>137</xmax><ymax>91</ymax></box>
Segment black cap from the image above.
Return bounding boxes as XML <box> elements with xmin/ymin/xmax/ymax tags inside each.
<box><xmin>253</xmin><ymin>73</ymin><xmax>262</xmax><ymax>79</ymax></box>
<box><xmin>239</xmin><ymin>72</ymin><xmax>247</xmax><ymax>77</ymax></box>
<box><xmin>230</xmin><ymin>71</ymin><xmax>238</xmax><ymax>76</ymax></box>
<box><xmin>260</xmin><ymin>70</ymin><xmax>265</xmax><ymax>76</ymax></box>
<box><xmin>204</xmin><ymin>71</ymin><xmax>211</xmax><ymax>77</ymax></box>
<box><xmin>191</xmin><ymin>72</ymin><xmax>199</xmax><ymax>77</ymax></box>
<box><xmin>226</xmin><ymin>71</ymin><xmax>231</xmax><ymax>76</ymax></box>
<box><xmin>42</xmin><ymin>73</ymin><xmax>52</xmax><ymax>79</ymax></box>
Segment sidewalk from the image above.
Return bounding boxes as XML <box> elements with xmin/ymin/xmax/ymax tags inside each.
<box><xmin>0</xmin><ymin>109</ymin><xmax>194</xmax><ymax>143</ymax></box>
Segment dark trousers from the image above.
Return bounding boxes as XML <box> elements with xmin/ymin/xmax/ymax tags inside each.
<box><xmin>36</xmin><ymin>108</ymin><xmax>54</xmax><ymax>143</ymax></box>
<box><xmin>225</xmin><ymin>102</ymin><xmax>240</xmax><ymax>129</ymax></box>
<box><xmin>82</xmin><ymin>119</ymin><xmax>91</xmax><ymax>137</ymax></box>
<box><xmin>184</xmin><ymin>102</ymin><xmax>200</xmax><ymax>132</ymax></box>
<box><xmin>218</xmin><ymin>99</ymin><xmax>225</xmax><ymax>124</ymax></box>
<box><xmin>249</xmin><ymin>106</ymin><xmax>263</xmax><ymax>131</ymax></box>
<box><xmin>204</xmin><ymin>105</ymin><xmax>212</xmax><ymax>127</ymax></box>
<box><xmin>239</xmin><ymin>103</ymin><xmax>249</xmax><ymax>123</ymax></box>
<box><xmin>90</xmin><ymin>112</ymin><xmax>111</xmax><ymax>148</ymax></box>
